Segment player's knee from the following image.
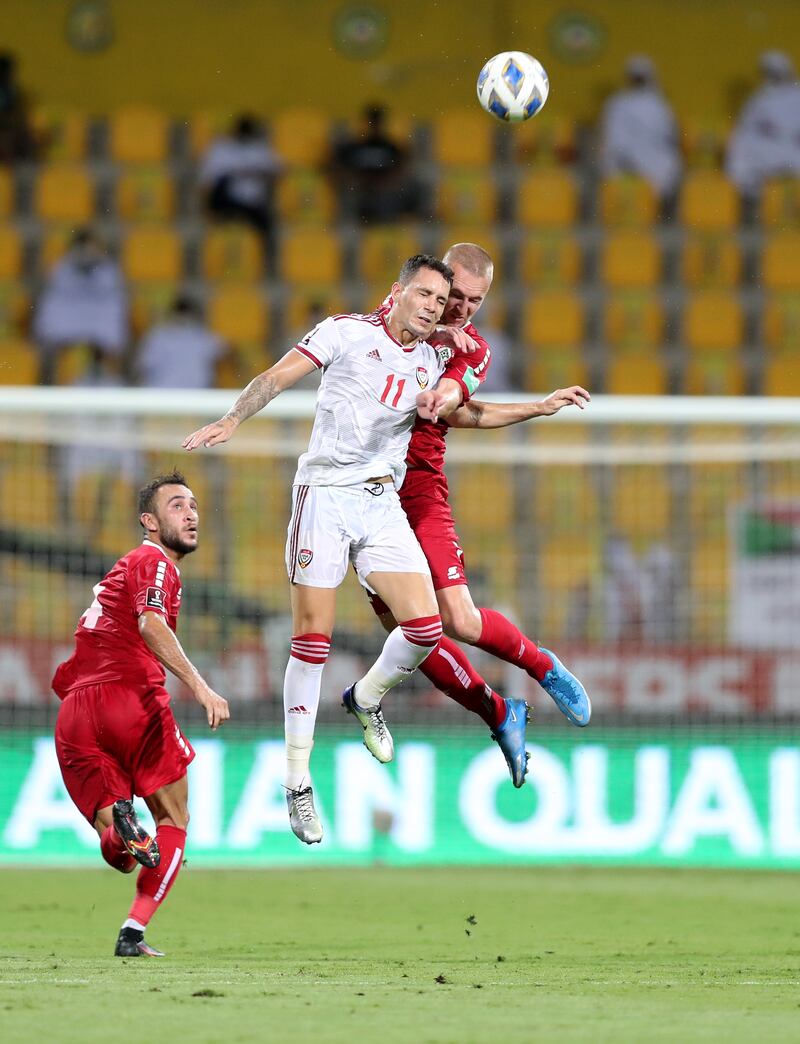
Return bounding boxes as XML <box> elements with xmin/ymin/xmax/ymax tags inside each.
<box><xmin>441</xmin><ymin>606</ymin><xmax>482</xmax><ymax>644</ymax></box>
<box><xmin>400</xmin><ymin>613</ymin><xmax>443</xmax><ymax>649</ymax></box>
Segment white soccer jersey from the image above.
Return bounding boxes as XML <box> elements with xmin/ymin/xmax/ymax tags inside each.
<box><xmin>292</xmin><ymin>312</ymin><xmax>447</xmax><ymax>488</ymax></box>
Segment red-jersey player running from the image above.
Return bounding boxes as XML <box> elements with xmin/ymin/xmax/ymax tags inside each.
<box><xmin>371</xmin><ymin>242</ymin><xmax>592</xmax><ymax>787</ymax></box>
<box><xmin>52</xmin><ymin>472</ymin><xmax>229</xmax><ymax>957</ymax></box>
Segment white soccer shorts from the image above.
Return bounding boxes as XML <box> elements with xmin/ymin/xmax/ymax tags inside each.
<box><xmin>285</xmin><ymin>483</ymin><xmax>431</xmax><ymax>588</ymax></box>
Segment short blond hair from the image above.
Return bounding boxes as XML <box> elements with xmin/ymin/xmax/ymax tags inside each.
<box><xmin>443</xmin><ymin>242</ymin><xmax>494</xmax><ymax>279</ymax></box>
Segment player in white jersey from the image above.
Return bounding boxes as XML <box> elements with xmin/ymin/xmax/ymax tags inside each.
<box><xmin>184</xmin><ymin>255</ymin><xmax>471</xmax><ymax>844</ymax></box>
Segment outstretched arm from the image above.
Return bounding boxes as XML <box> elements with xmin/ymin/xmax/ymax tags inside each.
<box><xmin>182</xmin><ymin>349</ymin><xmax>317</xmax><ymax>451</ymax></box>
<box><xmin>447</xmin><ymin>385</ymin><xmax>590</xmax><ymax>429</ymax></box>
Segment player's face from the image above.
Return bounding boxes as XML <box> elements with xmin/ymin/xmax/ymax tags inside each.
<box><xmin>392</xmin><ymin>268</ymin><xmax>450</xmax><ymax>340</ymax></box>
<box><xmin>151</xmin><ymin>485</ymin><xmax>199</xmax><ymax>556</ymax></box>
<box><xmin>442</xmin><ymin>261</ymin><xmax>492</xmax><ymax>328</ymax></box>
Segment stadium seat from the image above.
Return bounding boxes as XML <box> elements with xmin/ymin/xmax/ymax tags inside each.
<box><xmin>683</xmin><ymin>352</ymin><xmax>746</xmax><ymax>395</ymax></box>
<box><xmin>284</xmin><ymin>286</ymin><xmax>347</xmax><ymax>342</ymax></box>
<box><xmin>604</xmin><ymin>291</ymin><xmax>665</xmax><ymax>348</ymax></box>
<box><xmin>537</xmin><ymin>534</ymin><xmax>601</xmax><ymax>634</ymax></box>
<box><xmin>116</xmin><ymin>167</ymin><xmax>176</xmax><ymax>221</ymax></box>
<box><xmin>526</xmin><ymin>347</ymin><xmax>589</xmax><ymax>391</ymax></box>
<box><xmin>600</xmin><ymin>231</ymin><xmax>661</xmax><ymax>288</ymax></box>
<box><xmin>0</xmin><ymin>282</ymin><xmax>30</xmax><ymax>339</ymax></box>
<box><xmin>689</xmin><ymin>454</ymin><xmax>744</xmax><ymax>537</ymax></box>
<box><xmin>434</xmin><ymin>227</ymin><xmax>500</xmax><ymax>264</ymax></box>
<box><xmin>122</xmin><ymin>226</ymin><xmax>183</xmax><ymax>283</ymax></box>
<box><xmin>32</xmin><ymin>106</ymin><xmax>88</xmax><ymax>161</ymax></box>
<box><xmin>680</xmin><ymin>233</ymin><xmax>742</xmax><ymax>287</ymax></box>
<box><xmin>606</xmin><ymin>351</ymin><xmax>668</xmax><ymax>394</ymax></box>
<box><xmin>54</xmin><ymin>343</ymin><xmax>94</xmax><ymax>385</ymax></box>
<box><xmin>0</xmin><ymin>338</ymin><xmax>38</xmax><ymax>384</ymax></box>
<box><xmin>679</xmin><ymin>171</ymin><xmax>739</xmax><ymax>231</ymax></box>
<box><xmin>108</xmin><ymin>104</ymin><xmax>170</xmax><ymax>164</ymax></box>
<box><xmin>761</xmin><ymin>178</ymin><xmax>800</xmax><ymax>228</ymax></box>
<box><xmin>598</xmin><ymin>176</ymin><xmax>658</xmax><ymax>225</ymax></box>
<box><xmin>437</xmin><ymin>170</ymin><xmax>498</xmax><ymax>223</ymax></box>
<box><xmin>275</xmin><ymin>170</ymin><xmax>336</xmax><ymax>223</ymax></box>
<box><xmin>281</xmin><ymin>228</ymin><xmax>343</xmax><ymax>284</ymax></box>
<box><xmin>130</xmin><ymin>283</ymin><xmax>178</xmax><ymax>336</ymax></box>
<box><xmin>519</xmin><ymin>232</ymin><xmax>581</xmax><ymax>284</ymax></box>
<box><xmin>358</xmin><ymin>225</ymin><xmax>422</xmax><ymax>286</ymax></box>
<box><xmin>0</xmin><ymin>225</ymin><xmax>23</xmax><ymax>280</ymax></box>
<box><xmin>450</xmin><ymin>459</ymin><xmax>514</xmax><ymax>532</ymax></box>
<box><xmin>517</xmin><ymin>169</ymin><xmax>579</xmax><ymax>227</ymax></box>
<box><xmin>761</xmin><ymin>233</ymin><xmax>800</xmax><ymax>291</ymax></box>
<box><xmin>186</xmin><ymin>109</ymin><xmax>234</xmax><ymax>158</ymax></box>
<box><xmin>763</xmin><ymin>294</ymin><xmax>800</xmax><ymax>351</ymax></box>
<box><xmin>34</xmin><ymin>164</ymin><xmax>94</xmax><ymax>223</ymax></box>
<box><xmin>270</xmin><ymin>108</ymin><xmax>331</xmax><ymax>167</ymax></box>
<box><xmin>683</xmin><ymin>290</ymin><xmax>743</xmax><ymax>350</ymax></box>
<box><xmin>513</xmin><ymin>117</ymin><xmax>577</xmax><ymax>164</ymax></box>
<box><xmin>689</xmin><ymin>539</ymin><xmax>729</xmax><ymax>641</ymax></box>
<box><xmin>430</xmin><ymin>110</ymin><xmax>495</xmax><ymax>167</ymax></box>
<box><xmin>39</xmin><ymin>226</ymin><xmax>74</xmax><ymax>271</ymax></box>
<box><xmin>681</xmin><ymin>118</ymin><xmax>727</xmax><ymax>169</ymax></box>
<box><xmin>611</xmin><ymin>468</ymin><xmax>672</xmax><ymax>540</ymax></box>
<box><xmin>762</xmin><ymin>353</ymin><xmax>800</xmax><ymax>396</ymax></box>
<box><xmin>0</xmin><ymin>464</ymin><xmax>58</xmax><ymax>530</ymax></box>
<box><xmin>532</xmin><ymin>467</ymin><xmax>599</xmax><ymax>534</ymax></box>
<box><xmin>202</xmin><ymin>224</ymin><xmax>264</xmax><ymax>282</ymax></box>
<box><xmin>208</xmin><ymin>284</ymin><xmax>268</xmax><ymax>344</ymax></box>
<box><xmin>522</xmin><ymin>289</ymin><xmax>585</xmax><ymax>347</ymax></box>
<box><xmin>0</xmin><ymin>169</ymin><xmax>13</xmax><ymax>219</ymax></box>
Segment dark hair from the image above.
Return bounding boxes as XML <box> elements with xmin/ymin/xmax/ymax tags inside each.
<box><xmin>138</xmin><ymin>471</ymin><xmax>189</xmax><ymax>517</ymax></box>
<box><xmin>397</xmin><ymin>254</ymin><xmax>454</xmax><ymax>287</ymax></box>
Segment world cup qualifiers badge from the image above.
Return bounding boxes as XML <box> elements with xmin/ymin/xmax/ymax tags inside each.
<box><xmin>297</xmin><ymin>549</ymin><xmax>313</xmax><ymax>568</ymax></box>
<box><xmin>416</xmin><ymin>367</ymin><xmax>429</xmax><ymax>389</ymax></box>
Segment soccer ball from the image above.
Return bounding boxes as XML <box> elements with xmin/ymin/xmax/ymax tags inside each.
<box><xmin>476</xmin><ymin>51</ymin><xmax>549</xmax><ymax>122</ymax></box>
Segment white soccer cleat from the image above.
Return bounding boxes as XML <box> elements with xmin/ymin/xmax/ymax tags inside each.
<box><xmin>286</xmin><ymin>785</ymin><xmax>323</xmax><ymax>845</ymax></box>
<box><xmin>342</xmin><ymin>684</ymin><xmax>395</xmax><ymax>763</ymax></box>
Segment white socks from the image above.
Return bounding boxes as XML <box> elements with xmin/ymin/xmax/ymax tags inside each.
<box><xmin>284</xmin><ymin>635</ymin><xmax>330</xmax><ymax>791</ymax></box>
<box><xmin>355</xmin><ymin>616</ymin><xmax>443</xmax><ymax>710</ymax></box>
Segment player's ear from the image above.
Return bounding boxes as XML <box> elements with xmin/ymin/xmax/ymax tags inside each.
<box><xmin>390</xmin><ymin>280</ymin><xmax>403</xmax><ymax>301</ymax></box>
<box><xmin>139</xmin><ymin>511</ymin><xmax>158</xmax><ymax>535</ymax></box>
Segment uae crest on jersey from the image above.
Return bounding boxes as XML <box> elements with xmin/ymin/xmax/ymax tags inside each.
<box><xmin>297</xmin><ymin>548</ymin><xmax>313</xmax><ymax>568</ymax></box>
<box><xmin>416</xmin><ymin>366</ymin><xmax>429</xmax><ymax>389</ymax></box>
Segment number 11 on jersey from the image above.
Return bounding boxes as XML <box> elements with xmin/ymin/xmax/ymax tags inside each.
<box><xmin>380</xmin><ymin>373</ymin><xmax>406</xmax><ymax>407</ymax></box>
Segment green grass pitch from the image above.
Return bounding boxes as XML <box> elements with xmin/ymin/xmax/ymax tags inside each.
<box><xmin>1</xmin><ymin>866</ymin><xmax>798</xmax><ymax>1042</ymax></box>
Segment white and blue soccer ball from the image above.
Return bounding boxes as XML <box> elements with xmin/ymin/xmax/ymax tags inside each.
<box><xmin>476</xmin><ymin>51</ymin><xmax>549</xmax><ymax>122</ymax></box>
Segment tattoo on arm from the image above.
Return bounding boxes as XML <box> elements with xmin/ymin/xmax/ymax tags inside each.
<box><xmin>223</xmin><ymin>373</ymin><xmax>279</xmax><ymax>424</ymax></box>
<box><xmin>463</xmin><ymin>401</ymin><xmax>484</xmax><ymax>427</ymax></box>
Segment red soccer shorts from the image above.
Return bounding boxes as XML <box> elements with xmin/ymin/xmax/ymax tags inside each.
<box><xmin>55</xmin><ymin>681</ymin><xmax>195</xmax><ymax>825</ymax></box>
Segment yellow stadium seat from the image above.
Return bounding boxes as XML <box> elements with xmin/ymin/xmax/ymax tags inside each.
<box><xmin>689</xmin><ymin>455</ymin><xmax>744</xmax><ymax>538</ymax></box>
<box><xmin>186</xmin><ymin>109</ymin><xmax>235</xmax><ymax>158</ymax></box>
<box><xmin>216</xmin><ymin>343</ymin><xmax>269</xmax><ymax>389</ymax></box>
<box><xmin>599</xmin><ymin>176</ymin><xmax>658</xmax><ymax>225</ymax></box>
<box><xmin>108</xmin><ymin>104</ymin><xmax>169</xmax><ymax>164</ymax></box>
<box><xmin>762</xmin><ymin>233</ymin><xmax>800</xmax><ymax>290</ymax></box>
<box><xmin>434</xmin><ymin>226</ymin><xmax>500</xmax><ymax>264</ymax></box>
<box><xmin>600</xmin><ymin>231</ymin><xmax>661</xmax><ymax>288</ymax></box>
<box><xmin>612</xmin><ymin>468</ymin><xmax>671</xmax><ymax>540</ymax></box>
<box><xmin>357</xmin><ymin>226</ymin><xmax>422</xmax><ymax>285</ymax></box>
<box><xmin>679</xmin><ymin>171</ymin><xmax>739</xmax><ymax>231</ymax></box>
<box><xmin>284</xmin><ymin>287</ymin><xmax>347</xmax><ymax>342</ymax></box>
<box><xmin>39</xmin><ymin>226</ymin><xmax>74</xmax><ymax>271</ymax></box>
<box><xmin>761</xmin><ymin>178</ymin><xmax>800</xmax><ymax>228</ymax></box>
<box><xmin>538</xmin><ymin>535</ymin><xmax>601</xmax><ymax>633</ymax></box>
<box><xmin>763</xmin><ymin>294</ymin><xmax>800</xmax><ymax>351</ymax></box>
<box><xmin>34</xmin><ymin>165</ymin><xmax>94</xmax><ymax>223</ymax></box>
<box><xmin>430</xmin><ymin>110</ymin><xmax>495</xmax><ymax>167</ymax></box>
<box><xmin>450</xmin><ymin>460</ymin><xmax>514</xmax><ymax>532</ymax></box>
<box><xmin>0</xmin><ymin>464</ymin><xmax>58</xmax><ymax>529</ymax></box>
<box><xmin>0</xmin><ymin>226</ymin><xmax>22</xmax><ymax>279</ymax></box>
<box><xmin>526</xmin><ymin>347</ymin><xmax>589</xmax><ymax>391</ymax></box>
<box><xmin>0</xmin><ymin>282</ymin><xmax>30</xmax><ymax>338</ymax></box>
<box><xmin>122</xmin><ymin>226</ymin><xmax>183</xmax><ymax>283</ymax></box>
<box><xmin>522</xmin><ymin>289</ymin><xmax>585</xmax><ymax>347</ymax></box>
<box><xmin>116</xmin><ymin>167</ymin><xmax>175</xmax><ymax>221</ymax></box>
<box><xmin>689</xmin><ymin>539</ymin><xmax>729</xmax><ymax>643</ymax></box>
<box><xmin>281</xmin><ymin>228</ymin><xmax>343</xmax><ymax>284</ymax></box>
<box><xmin>763</xmin><ymin>353</ymin><xmax>800</xmax><ymax>396</ymax></box>
<box><xmin>606</xmin><ymin>352</ymin><xmax>668</xmax><ymax>394</ymax></box>
<box><xmin>275</xmin><ymin>170</ymin><xmax>336</xmax><ymax>223</ymax></box>
<box><xmin>680</xmin><ymin>233</ymin><xmax>742</xmax><ymax>287</ymax></box>
<box><xmin>208</xmin><ymin>284</ymin><xmax>268</xmax><ymax>344</ymax></box>
<box><xmin>32</xmin><ymin>107</ymin><xmax>88</xmax><ymax>161</ymax></box>
<box><xmin>130</xmin><ymin>283</ymin><xmax>177</xmax><ymax>336</ymax></box>
<box><xmin>532</xmin><ymin>468</ymin><xmax>599</xmax><ymax>534</ymax></box>
<box><xmin>520</xmin><ymin>233</ymin><xmax>581</xmax><ymax>284</ymax></box>
<box><xmin>684</xmin><ymin>291</ymin><xmax>743</xmax><ymax>350</ymax></box>
<box><xmin>683</xmin><ymin>353</ymin><xmax>746</xmax><ymax>395</ymax></box>
<box><xmin>681</xmin><ymin>118</ymin><xmax>728</xmax><ymax>169</ymax></box>
<box><xmin>513</xmin><ymin>117</ymin><xmax>577</xmax><ymax>164</ymax></box>
<box><xmin>517</xmin><ymin>169</ymin><xmax>578</xmax><ymax>227</ymax></box>
<box><xmin>270</xmin><ymin>108</ymin><xmax>331</xmax><ymax>167</ymax></box>
<box><xmin>437</xmin><ymin>170</ymin><xmax>497</xmax><ymax>223</ymax></box>
<box><xmin>202</xmin><ymin>224</ymin><xmax>264</xmax><ymax>282</ymax></box>
<box><xmin>0</xmin><ymin>169</ymin><xmax>12</xmax><ymax>219</ymax></box>
<box><xmin>0</xmin><ymin>338</ymin><xmax>38</xmax><ymax>384</ymax></box>
<box><xmin>604</xmin><ymin>291</ymin><xmax>664</xmax><ymax>348</ymax></box>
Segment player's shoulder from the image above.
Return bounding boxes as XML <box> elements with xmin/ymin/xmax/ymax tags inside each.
<box><xmin>331</xmin><ymin>311</ymin><xmax>386</xmax><ymax>346</ymax></box>
<box><xmin>126</xmin><ymin>541</ymin><xmax>179</xmax><ymax>575</ymax></box>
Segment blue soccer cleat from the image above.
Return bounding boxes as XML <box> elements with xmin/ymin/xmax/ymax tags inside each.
<box><xmin>491</xmin><ymin>698</ymin><xmax>531</xmax><ymax>788</ymax></box>
<box><xmin>538</xmin><ymin>648</ymin><xmax>591</xmax><ymax>727</ymax></box>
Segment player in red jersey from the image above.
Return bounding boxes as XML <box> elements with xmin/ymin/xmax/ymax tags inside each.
<box><xmin>52</xmin><ymin>471</ymin><xmax>229</xmax><ymax>957</ymax></box>
<box><xmin>370</xmin><ymin>243</ymin><xmax>592</xmax><ymax>787</ymax></box>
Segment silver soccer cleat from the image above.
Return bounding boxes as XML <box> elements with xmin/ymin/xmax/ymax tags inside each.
<box><xmin>286</xmin><ymin>785</ymin><xmax>323</xmax><ymax>845</ymax></box>
<box><xmin>342</xmin><ymin>684</ymin><xmax>395</xmax><ymax>763</ymax></box>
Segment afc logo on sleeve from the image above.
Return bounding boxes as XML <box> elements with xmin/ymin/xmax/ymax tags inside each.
<box><xmin>145</xmin><ymin>587</ymin><xmax>166</xmax><ymax>610</ymax></box>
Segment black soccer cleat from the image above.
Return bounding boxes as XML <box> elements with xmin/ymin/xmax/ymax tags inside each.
<box><xmin>114</xmin><ymin>926</ymin><xmax>165</xmax><ymax>958</ymax></box>
<box><xmin>112</xmin><ymin>799</ymin><xmax>160</xmax><ymax>868</ymax></box>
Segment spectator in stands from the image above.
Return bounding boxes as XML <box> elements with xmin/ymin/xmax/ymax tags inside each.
<box><xmin>0</xmin><ymin>51</ymin><xmax>35</xmax><ymax>162</ymax></box>
<box><xmin>136</xmin><ymin>294</ymin><xmax>224</xmax><ymax>389</ymax></box>
<box><xmin>331</xmin><ymin>104</ymin><xmax>422</xmax><ymax>222</ymax></box>
<box><xmin>199</xmin><ymin>114</ymin><xmax>282</xmax><ymax>265</ymax></box>
<box><xmin>726</xmin><ymin>51</ymin><xmax>800</xmax><ymax>200</ymax></box>
<box><xmin>599</xmin><ymin>55</ymin><xmax>682</xmax><ymax>202</ymax></box>
<box><xmin>33</xmin><ymin>228</ymin><xmax>128</xmax><ymax>384</ymax></box>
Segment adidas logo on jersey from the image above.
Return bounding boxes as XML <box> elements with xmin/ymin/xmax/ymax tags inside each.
<box><xmin>366</xmin><ymin>348</ymin><xmax>382</xmax><ymax>361</ymax></box>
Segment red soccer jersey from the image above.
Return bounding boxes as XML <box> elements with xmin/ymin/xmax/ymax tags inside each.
<box><xmin>52</xmin><ymin>540</ymin><xmax>182</xmax><ymax>697</ymax></box>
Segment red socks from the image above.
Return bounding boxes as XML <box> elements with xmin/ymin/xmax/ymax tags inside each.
<box><xmin>100</xmin><ymin>825</ymin><xmax>136</xmax><ymax>873</ymax></box>
<box><xmin>127</xmin><ymin>824</ymin><xmax>186</xmax><ymax>928</ymax></box>
<box><xmin>421</xmin><ymin>637</ymin><xmax>506</xmax><ymax>730</ymax></box>
<box><xmin>478</xmin><ymin>608</ymin><xmax>553</xmax><ymax>681</ymax></box>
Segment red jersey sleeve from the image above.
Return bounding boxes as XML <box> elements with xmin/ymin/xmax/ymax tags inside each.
<box><xmin>435</xmin><ymin>323</ymin><xmax>492</xmax><ymax>403</ymax></box>
<box><xmin>130</xmin><ymin>552</ymin><xmax>180</xmax><ymax>621</ymax></box>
